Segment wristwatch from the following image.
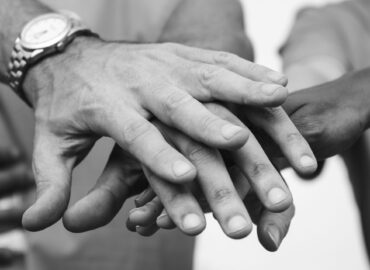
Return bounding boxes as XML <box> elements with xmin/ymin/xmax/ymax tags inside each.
<box><xmin>8</xmin><ymin>11</ymin><xmax>98</xmax><ymax>105</ymax></box>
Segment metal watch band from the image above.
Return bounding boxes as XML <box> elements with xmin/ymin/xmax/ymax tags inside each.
<box><xmin>7</xmin><ymin>14</ymin><xmax>98</xmax><ymax>106</ymax></box>
<box><xmin>8</xmin><ymin>38</ymin><xmax>30</xmax><ymax>104</ymax></box>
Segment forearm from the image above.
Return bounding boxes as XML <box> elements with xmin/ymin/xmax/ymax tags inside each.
<box><xmin>0</xmin><ymin>0</ymin><xmax>52</xmax><ymax>83</ymax></box>
<box><xmin>159</xmin><ymin>0</ymin><xmax>253</xmax><ymax>60</ymax></box>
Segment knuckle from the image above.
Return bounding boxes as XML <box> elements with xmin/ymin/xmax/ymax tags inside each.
<box><xmin>200</xmin><ymin>115</ymin><xmax>219</xmax><ymax>132</ymax></box>
<box><xmin>213</xmin><ymin>51</ymin><xmax>235</xmax><ymax>67</ymax></box>
<box><xmin>151</xmin><ymin>146</ymin><xmax>173</xmax><ymax>163</ymax></box>
<box><xmin>249</xmin><ymin>163</ymin><xmax>273</xmax><ymax>179</ymax></box>
<box><xmin>186</xmin><ymin>144</ymin><xmax>215</xmax><ymax>164</ymax></box>
<box><xmin>212</xmin><ymin>187</ymin><xmax>235</xmax><ymax>203</ymax></box>
<box><xmin>247</xmin><ymin>62</ymin><xmax>262</xmax><ymax>74</ymax></box>
<box><xmin>199</xmin><ymin>65</ymin><xmax>220</xmax><ymax>88</ymax></box>
<box><xmin>122</xmin><ymin>120</ymin><xmax>153</xmax><ymax>145</ymax></box>
<box><xmin>292</xmin><ymin>115</ymin><xmax>325</xmax><ymax>143</ymax></box>
<box><xmin>260</xmin><ymin>107</ymin><xmax>285</xmax><ymax>121</ymax></box>
<box><xmin>163</xmin><ymin>91</ymin><xmax>193</xmax><ymax>116</ymax></box>
<box><xmin>286</xmin><ymin>132</ymin><xmax>303</xmax><ymax>144</ymax></box>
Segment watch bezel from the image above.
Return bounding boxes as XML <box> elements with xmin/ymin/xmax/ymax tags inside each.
<box><xmin>20</xmin><ymin>13</ymin><xmax>72</xmax><ymax>50</ymax></box>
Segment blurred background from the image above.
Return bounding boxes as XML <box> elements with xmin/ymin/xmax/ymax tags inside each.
<box><xmin>195</xmin><ymin>0</ymin><xmax>369</xmax><ymax>269</ymax></box>
<box><xmin>1</xmin><ymin>1</ymin><xmax>369</xmax><ymax>270</ymax></box>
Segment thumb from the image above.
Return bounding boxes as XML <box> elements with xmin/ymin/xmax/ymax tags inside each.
<box><xmin>22</xmin><ymin>128</ymin><xmax>72</xmax><ymax>231</ymax></box>
<box><xmin>282</xmin><ymin>88</ymin><xmax>311</xmax><ymax>115</ymax></box>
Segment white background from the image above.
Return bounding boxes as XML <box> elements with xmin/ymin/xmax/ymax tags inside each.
<box><xmin>195</xmin><ymin>1</ymin><xmax>369</xmax><ymax>269</ymax></box>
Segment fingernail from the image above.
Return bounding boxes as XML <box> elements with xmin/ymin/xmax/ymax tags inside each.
<box><xmin>267</xmin><ymin>225</ymin><xmax>281</xmax><ymax>250</ymax></box>
<box><xmin>300</xmin><ymin>155</ymin><xmax>316</xmax><ymax>168</ymax></box>
<box><xmin>172</xmin><ymin>161</ymin><xmax>193</xmax><ymax>177</ymax></box>
<box><xmin>156</xmin><ymin>213</ymin><xmax>168</xmax><ymax>225</ymax></box>
<box><xmin>262</xmin><ymin>84</ymin><xmax>283</xmax><ymax>96</ymax></box>
<box><xmin>135</xmin><ymin>188</ymin><xmax>152</xmax><ymax>206</ymax></box>
<box><xmin>221</xmin><ymin>124</ymin><xmax>244</xmax><ymax>140</ymax></box>
<box><xmin>267</xmin><ymin>72</ymin><xmax>288</xmax><ymax>85</ymax></box>
<box><xmin>129</xmin><ymin>208</ymin><xmax>139</xmax><ymax>215</ymax></box>
<box><xmin>227</xmin><ymin>215</ymin><xmax>249</xmax><ymax>234</ymax></box>
<box><xmin>182</xmin><ymin>213</ymin><xmax>202</xmax><ymax>231</ymax></box>
<box><xmin>268</xmin><ymin>187</ymin><xmax>287</xmax><ymax>205</ymax></box>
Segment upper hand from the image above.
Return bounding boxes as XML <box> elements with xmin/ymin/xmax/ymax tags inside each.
<box><xmin>283</xmin><ymin>69</ymin><xmax>370</xmax><ymax>160</ymax></box>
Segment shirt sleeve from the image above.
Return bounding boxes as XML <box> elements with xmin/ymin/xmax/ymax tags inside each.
<box><xmin>280</xmin><ymin>0</ymin><xmax>370</xmax><ymax>71</ymax></box>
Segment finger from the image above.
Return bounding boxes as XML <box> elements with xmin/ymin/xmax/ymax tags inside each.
<box><xmin>63</xmin><ymin>145</ymin><xmax>145</xmax><ymax>232</ymax></box>
<box><xmin>204</xmin><ymin>104</ymin><xmax>293</xmax><ymax>212</ymax></box>
<box><xmin>159</xmin><ymin>123</ymin><xmax>253</xmax><ymax>239</ymax></box>
<box><xmin>128</xmin><ymin>199</ymin><xmax>176</xmax><ymax>230</ymax></box>
<box><xmin>245</xmin><ymin>107</ymin><xmax>318</xmax><ymax>175</ymax></box>
<box><xmin>233</xmin><ymin>133</ymin><xmax>293</xmax><ymax>212</ymax></box>
<box><xmin>141</xmin><ymin>86</ymin><xmax>249</xmax><ymax>150</ymax></box>
<box><xmin>143</xmin><ymin>167</ymin><xmax>206</xmax><ymax>236</ymax></box>
<box><xmin>156</xmin><ymin>210</ymin><xmax>176</xmax><ymax>229</ymax></box>
<box><xmin>171</xmin><ymin>44</ymin><xmax>288</xmax><ymax>85</ymax></box>
<box><xmin>0</xmin><ymin>164</ymin><xmax>34</xmax><ymax>196</ymax></box>
<box><xmin>243</xmin><ymin>192</ymin><xmax>295</xmax><ymax>252</ymax></box>
<box><xmin>257</xmin><ymin>205</ymin><xmax>295</xmax><ymax>252</ymax></box>
<box><xmin>22</xmin><ymin>129</ymin><xmax>72</xmax><ymax>231</ymax></box>
<box><xmin>135</xmin><ymin>187</ymin><xmax>155</xmax><ymax>207</ymax></box>
<box><xmin>105</xmin><ymin>110</ymin><xmax>196</xmax><ymax>183</ymax></box>
<box><xmin>188</xmin><ymin>64</ymin><xmax>288</xmax><ymax>106</ymax></box>
<box><xmin>136</xmin><ymin>223</ymin><xmax>160</xmax><ymax>237</ymax></box>
<box><xmin>128</xmin><ymin>197</ymin><xmax>163</xmax><ymax>227</ymax></box>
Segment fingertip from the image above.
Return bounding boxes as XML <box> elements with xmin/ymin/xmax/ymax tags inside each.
<box><xmin>220</xmin><ymin>125</ymin><xmax>250</xmax><ymax>150</ymax></box>
<box><xmin>171</xmin><ymin>160</ymin><xmax>197</xmax><ymax>183</ymax></box>
<box><xmin>22</xmin><ymin>186</ymin><xmax>70</xmax><ymax>231</ymax></box>
<box><xmin>260</xmin><ymin>86</ymin><xmax>288</xmax><ymax>107</ymax></box>
<box><xmin>180</xmin><ymin>213</ymin><xmax>206</xmax><ymax>236</ymax></box>
<box><xmin>63</xmin><ymin>189</ymin><xmax>122</xmax><ymax>233</ymax></box>
<box><xmin>258</xmin><ymin>225</ymin><xmax>282</xmax><ymax>252</ymax></box>
<box><xmin>156</xmin><ymin>214</ymin><xmax>176</xmax><ymax>229</ymax></box>
<box><xmin>267</xmin><ymin>72</ymin><xmax>289</xmax><ymax>87</ymax></box>
<box><xmin>136</xmin><ymin>224</ymin><xmax>160</xmax><ymax>237</ymax></box>
<box><xmin>128</xmin><ymin>208</ymin><xmax>155</xmax><ymax>226</ymax></box>
<box><xmin>297</xmin><ymin>155</ymin><xmax>318</xmax><ymax>175</ymax></box>
<box><xmin>225</xmin><ymin>215</ymin><xmax>253</xmax><ymax>239</ymax></box>
<box><xmin>265</xmin><ymin>188</ymin><xmax>293</xmax><ymax>213</ymax></box>
<box><xmin>22</xmin><ymin>205</ymin><xmax>60</xmax><ymax>232</ymax></box>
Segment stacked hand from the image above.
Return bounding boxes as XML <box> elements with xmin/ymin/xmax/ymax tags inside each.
<box><xmin>18</xmin><ymin>36</ymin><xmax>320</xmax><ymax>252</ymax></box>
<box><xmin>125</xmin><ymin>67</ymin><xmax>370</xmax><ymax>250</ymax></box>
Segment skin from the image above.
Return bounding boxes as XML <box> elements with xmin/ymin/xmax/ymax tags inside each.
<box><xmin>64</xmin><ymin>0</ymin><xmax>317</xmax><ymax>251</ymax></box>
<box><xmin>64</xmin><ymin>103</ymin><xmax>312</xmax><ymax>240</ymax></box>
<box><xmin>284</xmin><ymin>68</ymin><xmax>370</xmax><ymax>160</ymax></box>
<box><xmin>128</xmin><ymin>68</ymin><xmax>370</xmax><ymax>250</ymax></box>
<box><xmin>0</xmin><ymin>0</ymin><xmax>317</xmax><ymax>234</ymax></box>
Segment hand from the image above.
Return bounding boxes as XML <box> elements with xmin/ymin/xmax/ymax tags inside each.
<box><xmin>22</xmin><ymin>36</ymin><xmax>290</xmax><ymax>231</ymax></box>
<box><xmin>283</xmin><ymin>69</ymin><xmax>370</xmax><ymax>159</ymax></box>
<box><xmin>0</xmin><ymin>147</ymin><xmax>33</xmax><ymax>267</ymax></box>
<box><xmin>124</xmin><ymin>103</ymin><xmax>310</xmax><ymax>247</ymax></box>
<box><xmin>62</xmin><ymin>103</ymin><xmax>314</xmax><ymax>248</ymax></box>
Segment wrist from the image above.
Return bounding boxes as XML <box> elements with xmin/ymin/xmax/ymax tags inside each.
<box><xmin>23</xmin><ymin>36</ymin><xmax>103</xmax><ymax>107</ymax></box>
<box><xmin>0</xmin><ymin>1</ymin><xmax>51</xmax><ymax>83</ymax></box>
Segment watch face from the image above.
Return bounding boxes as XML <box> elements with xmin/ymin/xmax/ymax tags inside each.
<box><xmin>20</xmin><ymin>13</ymin><xmax>71</xmax><ymax>49</ymax></box>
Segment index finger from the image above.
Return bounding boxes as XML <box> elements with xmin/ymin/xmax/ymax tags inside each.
<box><xmin>170</xmin><ymin>44</ymin><xmax>288</xmax><ymax>85</ymax></box>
